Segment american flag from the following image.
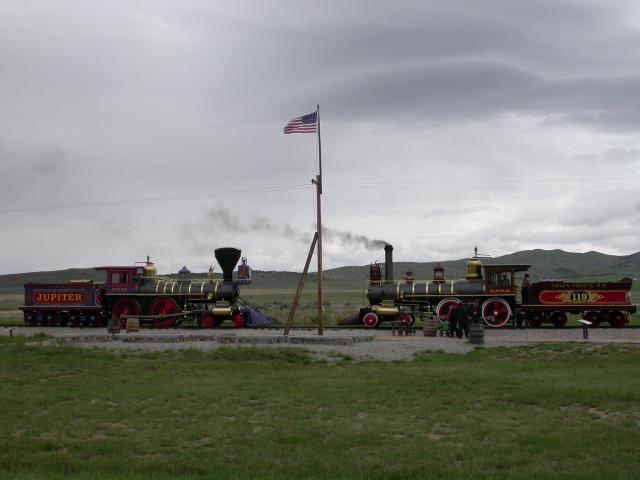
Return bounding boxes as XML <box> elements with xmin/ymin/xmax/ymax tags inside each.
<box><xmin>283</xmin><ymin>111</ymin><xmax>317</xmax><ymax>134</ymax></box>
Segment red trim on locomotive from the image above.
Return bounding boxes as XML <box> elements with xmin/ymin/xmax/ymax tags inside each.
<box><xmin>538</xmin><ymin>289</ymin><xmax>628</xmax><ymax>305</ymax></box>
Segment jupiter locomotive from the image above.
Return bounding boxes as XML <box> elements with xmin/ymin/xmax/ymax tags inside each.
<box><xmin>20</xmin><ymin>247</ymin><xmax>253</xmax><ymax>328</ymax></box>
<box><xmin>360</xmin><ymin>245</ymin><xmax>636</xmax><ymax>328</ymax></box>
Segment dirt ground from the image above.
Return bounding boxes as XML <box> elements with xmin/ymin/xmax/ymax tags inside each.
<box><xmin>4</xmin><ymin>326</ymin><xmax>640</xmax><ymax>361</ymax></box>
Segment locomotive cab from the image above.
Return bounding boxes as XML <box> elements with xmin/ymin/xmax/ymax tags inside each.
<box><xmin>483</xmin><ymin>265</ymin><xmax>531</xmax><ymax>295</ymax></box>
<box><xmin>95</xmin><ymin>266</ymin><xmax>142</xmax><ymax>294</ymax></box>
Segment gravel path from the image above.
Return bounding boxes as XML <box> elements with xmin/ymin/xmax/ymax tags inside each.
<box><xmin>3</xmin><ymin>326</ymin><xmax>640</xmax><ymax>361</ymax></box>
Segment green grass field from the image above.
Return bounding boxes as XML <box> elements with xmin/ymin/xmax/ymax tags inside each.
<box><xmin>0</xmin><ymin>338</ymin><xmax>639</xmax><ymax>479</ymax></box>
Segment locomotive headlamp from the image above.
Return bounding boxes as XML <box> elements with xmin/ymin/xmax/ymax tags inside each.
<box><xmin>207</xmin><ymin>292</ymin><xmax>214</xmax><ymax>300</ymax></box>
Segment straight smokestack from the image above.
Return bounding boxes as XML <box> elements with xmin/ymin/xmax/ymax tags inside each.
<box><xmin>384</xmin><ymin>243</ymin><xmax>393</xmax><ymax>281</ymax></box>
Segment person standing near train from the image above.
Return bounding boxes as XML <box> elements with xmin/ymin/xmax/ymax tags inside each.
<box><xmin>521</xmin><ymin>273</ymin><xmax>531</xmax><ymax>303</ymax></box>
<box><xmin>451</xmin><ymin>301</ymin><xmax>471</xmax><ymax>339</ymax></box>
<box><xmin>448</xmin><ymin>304</ymin><xmax>459</xmax><ymax>338</ymax></box>
<box><xmin>470</xmin><ymin>299</ymin><xmax>482</xmax><ymax>324</ymax></box>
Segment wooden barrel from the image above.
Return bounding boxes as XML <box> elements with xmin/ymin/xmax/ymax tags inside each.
<box><xmin>469</xmin><ymin>321</ymin><xmax>484</xmax><ymax>345</ymax></box>
<box><xmin>126</xmin><ymin>317</ymin><xmax>140</xmax><ymax>333</ymax></box>
<box><xmin>423</xmin><ymin>316</ymin><xmax>438</xmax><ymax>337</ymax></box>
<box><xmin>107</xmin><ymin>317</ymin><xmax>120</xmax><ymax>334</ymax></box>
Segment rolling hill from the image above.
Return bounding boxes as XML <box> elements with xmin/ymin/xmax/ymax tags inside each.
<box><xmin>2</xmin><ymin>249</ymin><xmax>639</xmax><ymax>295</ymax></box>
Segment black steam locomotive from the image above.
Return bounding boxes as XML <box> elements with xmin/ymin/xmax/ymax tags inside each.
<box><xmin>21</xmin><ymin>247</ymin><xmax>253</xmax><ymax>328</ymax></box>
<box><xmin>360</xmin><ymin>245</ymin><xmax>636</xmax><ymax>328</ymax></box>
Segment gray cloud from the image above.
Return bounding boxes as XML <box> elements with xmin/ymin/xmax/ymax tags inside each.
<box><xmin>1</xmin><ymin>0</ymin><xmax>640</xmax><ymax>273</ymax></box>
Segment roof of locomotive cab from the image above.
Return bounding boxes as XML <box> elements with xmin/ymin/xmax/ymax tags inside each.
<box><xmin>93</xmin><ymin>266</ymin><xmax>142</xmax><ymax>272</ymax></box>
<box><xmin>482</xmin><ymin>264</ymin><xmax>531</xmax><ymax>271</ymax></box>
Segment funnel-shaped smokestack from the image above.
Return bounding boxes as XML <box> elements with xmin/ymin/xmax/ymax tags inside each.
<box><xmin>215</xmin><ymin>247</ymin><xmax>242</xmax><ymax>282</ymax></box>
<box><xmin>384</xmin><ymin>244</ymin><xmax>393</xmax><ymax>281</ymax></box>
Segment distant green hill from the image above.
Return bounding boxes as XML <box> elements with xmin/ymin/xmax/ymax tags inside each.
<box><xmin>2</xmin><ymin>249</ymin><xmax>638</xmax><ymax>295</ymax></box>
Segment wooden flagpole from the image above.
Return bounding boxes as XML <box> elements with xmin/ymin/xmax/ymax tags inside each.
<box><xmin>315</xmin><ymin>104</ymin><xmax>324</xmax><ymax>335</ymax></box>
<box><xmin>284</xmin><ymin>105</ymin><xmax>324</xmax><ymax>336</ymax></box>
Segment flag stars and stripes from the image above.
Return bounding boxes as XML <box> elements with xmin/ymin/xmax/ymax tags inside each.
<box><xmin>283</xmin><ymin>111</ymin><xmax>317</xmax><ymax>134</ymax></box>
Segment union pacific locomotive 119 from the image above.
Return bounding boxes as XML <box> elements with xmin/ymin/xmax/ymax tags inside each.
<box><xmin>360</xmin><ymin>244</ymin><xmax>636</xmax><ymax>328</ymax></box>
<box><xmin>20</xmin><ymin>247</ymin><xmax>254</xmax><ymax>328</ymax></box>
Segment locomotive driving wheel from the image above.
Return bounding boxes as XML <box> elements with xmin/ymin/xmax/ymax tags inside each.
<box><xmin>481</xmin><ymin>298</ymin><xmax>512</xmax><ymax>328</ymax></box>
<box><xmin>112</xmin><ymin>298</ymin><xmax>141</xmax><ymax>328</ymax></box>
<box><xmin>436</xmin><ymin>298</ymin><xmax>461</xmax><ymax>322</ymax></box>
<box><xmin>149</xmin><ymin>297</ymin><xmax>179</xmax><ymax>329</ymax></box>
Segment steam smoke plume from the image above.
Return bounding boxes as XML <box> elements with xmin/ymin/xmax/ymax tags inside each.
<box><xmin>200</xmin><ymin>207</ymin><xmax>386</xmax><ymax>250</ymax></box>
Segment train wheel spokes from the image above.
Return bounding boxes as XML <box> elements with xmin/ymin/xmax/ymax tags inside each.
<box><xmin>362</xmin><ymin>312</ymin><xmax>380</xmax><ymax>328</ymax></box>
<box><xmin>481</xmin><ymin>298</ymin><xmax>512</xmax><ymax>328</ymax></box>
<box><xmin>398</xmin><ymin>313</ymin><xmax>414</xmax><ymax>326</ymax></box>
<box><xmin>232</xmin><ymin>312</ymin><xmax>246</xmax><ymax>328</ymax></box>
<box><xmin>112</xmin><ymin>298</ymin><xmax>142</xmax><ymax>328</ymax></box>
<box><xmin>584</xmin><ymin>311</ymin><xmax>601</xmax><ymax>327</ymax></box>
<box><xmin>608</xmin><ymin>310</ymin><xmax>626</xmax><ymax>328</ymax></box>
<box><xmin>551</xmin><ymin>312</ymin><xmax>567</xmax><ymax>328</ymax></box>
<box><xmin>200</xmin><ymin>313</ymin><xmax>216</xmax><ymax>328</ymax></box>
<box><xmin>150</xmin><ymin>297</ymin><xmax>179</xmax><ymax>329</ymax></box>
<box><xmin>436</xmin><ymin>298</ymin><xmax>461</xmax><ymax>322</ymax></box>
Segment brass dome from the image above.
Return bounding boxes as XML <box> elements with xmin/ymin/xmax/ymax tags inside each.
<box><xmin>466</xmin><ymin>258</ymin><xmax>482</xmax><ymax>280</ymax></box>
<box><xmin>143</xmin><ymin>256</ymin><xmax>157</xmax><ymax>278</ymax></box>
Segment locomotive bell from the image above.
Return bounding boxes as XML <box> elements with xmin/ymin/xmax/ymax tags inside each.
<box><xmin>143</xmin><ymin>255</ymin><xmax>157</xmax><ymax>278</ymax></box>
<box><xmin>466</xmin><ymin>258</ymin><xmax>483</xmax><ymax>280</ymax></box>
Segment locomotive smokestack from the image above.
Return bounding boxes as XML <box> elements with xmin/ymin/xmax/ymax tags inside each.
<box><xmin>384</xmin><ymin>243</ymin><xmax>393</xmax><ymax>281</ymax></box>
<box><xmin>214</xmin><ymin>247</ymin><xmax>242</xmax><ymax>282</ymax></box>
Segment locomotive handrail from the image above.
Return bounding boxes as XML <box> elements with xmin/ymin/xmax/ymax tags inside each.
<box><xmin>120</xmin><ymin>312</ymin><xmax>186</xmax><ymax>320</ymax></box>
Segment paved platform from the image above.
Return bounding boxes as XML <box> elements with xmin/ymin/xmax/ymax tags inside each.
<box><xmin>3</xmin><ymin>326</ymin><xmax>640</xmax><ymax>361</ymax></box>
<box><xmin>26</xmin><ymin>328</ymin><xmax>376</xmax><ymax>346</ymax></box>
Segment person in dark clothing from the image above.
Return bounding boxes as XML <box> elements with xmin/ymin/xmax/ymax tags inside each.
<box><xmin>521</xmin><ymin>273</ymin><xmax>531</xmax><ymax>303</ymax></box>
<box><xmin>448</xmin><ymin>304</ymin><xmax>459</xmax><ymax>338</ymax></box>
<box><xmin>470</xmin><ymin>299</ymin><xmax>482</xmax><ymax>324</ymax></box>
<box><xmin>452</xmin><ymin>301</ymin><xmax>471</xmax><ymax>339</ymax></box>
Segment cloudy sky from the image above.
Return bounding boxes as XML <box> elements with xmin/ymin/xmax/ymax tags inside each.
<box><xmin>1</xmin><ymin>0</ymin><xmax>640</xmax><ymax>274</ymax></box>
